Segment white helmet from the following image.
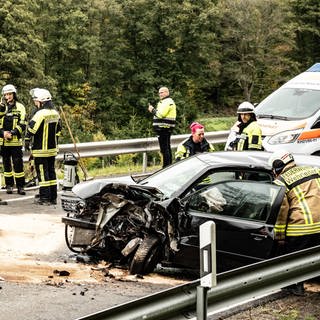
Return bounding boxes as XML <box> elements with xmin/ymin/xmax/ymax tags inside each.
<box><xmin>268</xmin><ymin>150</ymin><xmax>295</xmax><ymax>175</ymax></box>
<box><xmin>2</xmin><ymin>84</ymin><xmax>17</xmax><ymax>95</ymax></box>
<box><xmin>30</xmin><ymin>88</ymin><xmax>52</xmax><ymax>102</ymax></box>
<box><xmin>237</xmin><ymin>101</ymin><xmax>255</xmax><ymax>114</ymax></box>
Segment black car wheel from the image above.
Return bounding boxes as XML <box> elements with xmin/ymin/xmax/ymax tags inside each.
<box><xmin>129</xmin><ymin>235</ymin><xmax>162</xmax><ymax>275</ymax></box>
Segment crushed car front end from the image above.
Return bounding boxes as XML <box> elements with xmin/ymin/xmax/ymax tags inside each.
<box><xmin>61</xmin><ymin>180</ymin><xmax>182</xmax><ymax>274</ymax></box>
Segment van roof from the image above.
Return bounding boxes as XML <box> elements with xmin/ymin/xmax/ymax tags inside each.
<box><xmin>306</xmin><ymin>63</ymin><xmax>320</xmax><ymax>72</ymax></box>
<box><xmin>283</xmin><ymin>63</ymin><xmax>320</xmax><ymax>90</ymax></box>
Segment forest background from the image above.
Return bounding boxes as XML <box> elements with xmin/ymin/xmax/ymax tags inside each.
<box><xmin>0</xmin><ymin>0</ymin><xmax>319</xmax><ymax>168</ymax></box>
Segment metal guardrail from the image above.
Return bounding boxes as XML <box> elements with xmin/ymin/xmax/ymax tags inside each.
<box><xmin>56</xmin><ymin>130</ymin><xmax>230</xmax><ymax>160</ymax></box>
<box><xmin>76</xmin><ymin>245</ymin><xmax>320</xmax><ymax>320</ymax></box>
<box><xmin>18</xmin><ymin>130</ymin><xmax>230</xmax><ymax>163</ymax></box>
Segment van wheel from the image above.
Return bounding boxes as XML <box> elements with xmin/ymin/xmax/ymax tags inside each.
<box><xmin>129</xmin><ymin>235</ymin><xmax>161</xmax><ymax>275</ymax></box>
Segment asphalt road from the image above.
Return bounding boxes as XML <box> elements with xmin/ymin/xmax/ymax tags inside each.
<box><xmin>3</xmin><ymin>187</ymin><xmax>320</xmax><ymax>320</ymax></box>
<box><xmin>0</xmin><ymin>188</ymin><xmax>185</xmax><ymax>320</ymax></box>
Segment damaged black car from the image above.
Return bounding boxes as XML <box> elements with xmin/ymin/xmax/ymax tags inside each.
<box><xmin>61</xmin><ymin>151</ymin><xmax>320</xmax><ymax>275</ymax></box>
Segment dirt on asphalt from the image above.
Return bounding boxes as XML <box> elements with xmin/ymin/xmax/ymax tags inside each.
<box><xmin>0</xmin><ymin>191</ymin><xmax>189</xmax><ymax>320</ymax></box>
<box><xmin>0</xmin><ymin>192</ymin><xmax>187</xmax><ymax>286</ymax></box>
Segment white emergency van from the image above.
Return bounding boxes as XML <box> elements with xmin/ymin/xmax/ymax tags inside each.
<box><xmin>226</xmin><ymin>63</ymin><xmax>320</xmax><ymax>155</ymax></box>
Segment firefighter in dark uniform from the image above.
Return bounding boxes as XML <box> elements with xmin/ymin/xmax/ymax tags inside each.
<box><xmin>25</xmin><ymin>88</ymin><xmax>62</xmax><ymax>205</ymax></box>
<box><xmin>0</xmin><ymin>84</ymin><xmax>26</xmax><ymax>195</ymax></box>
<box><xmin>175</xmin><ymin>122</ymin><xmax>214</xmax><ymax>161</ymax></box>
<box><xmin>148</xmin><ymin>86</ymin><xmax>176</xmax><ymax>168</ymax></box>
<box><xmin>228</xmin><ymin>101</ymin><xmax>262</xmax><ymax>151</ymax></box>
<box><xmin>269</xmin><ymin>150</ymin><xmax>320</xmax><ymax>296</ymax></box>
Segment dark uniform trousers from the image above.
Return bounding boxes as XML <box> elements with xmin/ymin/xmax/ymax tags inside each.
<box><xmin>285</xmin><ymin>233</ymin><xmax>320</xmax><ymax>254</ymax></box>
<box><xmin>35</xmin><ymin>156</ymin><xmax>57</xmax><ymax>202</ymax></box>
<box><xmin>157</xmin><ymin>128</ymin><xmax>172</xmax><ymax>168</ymax></box>
<box><xmin>2</xmin><ymin>146</ymin><xmax>25</xmax><ymax>188</ymax></box>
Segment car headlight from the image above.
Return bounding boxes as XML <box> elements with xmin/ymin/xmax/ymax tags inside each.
<box><xmin>267</xmin><ymin>129</ymin><xmax>302</xmax><ymax>145</ymax></box>
<box><xmin>76</xmin><ymin>200</ymin><xmax>87</xmax><ymax>212</ymax></box>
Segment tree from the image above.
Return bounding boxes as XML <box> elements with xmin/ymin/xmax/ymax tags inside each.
<box><xmin>0</xmin><ymin>0</ymin><xmax>46</xmax><ymax>104</ymax></box>
<box><xmin>216</xmin><ymin>0</ymin><xmax>298</xmax><ymax>106</ymax></box>
<box><xmin>95</xmin><ymin>0</ymin><xmax>220</xmax><ymax>138</ymax></box>
<box><xmin>35</xmin><ymin>0</ymin><xmax>101</xmax><ymax>105</ymax></box>
<box><xmin>290</xmin><ymin>0</ymin><xmax>320</xmax><ymax>68</ymax></box>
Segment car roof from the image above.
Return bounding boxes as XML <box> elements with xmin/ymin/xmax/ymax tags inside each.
<box><xmin>194</xmin><ymin>151</ymin><xmax>320</xmax><ymax>169</ymax></box>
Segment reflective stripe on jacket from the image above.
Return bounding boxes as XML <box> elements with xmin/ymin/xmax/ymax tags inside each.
<box><xmin>25</xmin><ymin>108</ymin><xmax>62</xmax><ymax>157</ymax></box>
<box><xmin>236</xmin><ymin>121</ymin><xmax>262</xmax><ymax>151</ymax></box>
<box><xmin>274</xmin><ymin>163</ymin><xmax>320</xmax><ymax>240</ymax></box>
<box><xmin>0</xmin><ymin>101</ymin><xmax>26</xmax><ymax>147</ymax></box>
<box><xmin>152</xmin><ymin>97</ymin><xmax>176</xmax><ymax>129</ymax></box>
<box><xmin>175</xmin><ymin>136</ymin><xmax>215</xmax><ymax>161</ymax></box>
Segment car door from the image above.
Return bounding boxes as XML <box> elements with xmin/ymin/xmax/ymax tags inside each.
<box><xmin>184</xmin><ymin>180</ymin><xmax>286</xmax><ymax>272</ymax></box>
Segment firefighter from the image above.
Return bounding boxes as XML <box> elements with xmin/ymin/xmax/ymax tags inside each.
<box><xmin>228</xmin><ymin>101</ymin><xmax>262</xmax><ymax>151</ymax></box>
<box><xmin>25</xmin><ymin>88</ymin><xmax>62</xmax><ymax>205</ymax></box>
<box><xmin>0</xmin><ymin>84</ymin><xmax>26</xmax><ymax>195</ymax></box>
<box><xmin>269</xmin><ymin>150</ymin><xmax>320</xmax><ymax>296</ymax></box>
<box><xmin>175</xmin><ymin>122</ymin><xmax>214</xmax><ymax>161</ymax></box>
<box><xmin>148</xmin><ymin>86</ymin><xmax>176</xmax><ymax>168</ymax></box>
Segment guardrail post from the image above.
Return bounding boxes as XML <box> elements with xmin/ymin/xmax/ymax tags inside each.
<box><xmin>197</xmin><ymin>286</ymin><xmax>208</xmax><ymax>320</ymax></box>
<box><xmin>197</xmin><ymin>221</ymin><xmax>216</xmax><ymax>320</ymax></box>
<box><xmin>142</xmin><ymin>152</ymin><xmax>147</xmax><ymax>173</ymax></box>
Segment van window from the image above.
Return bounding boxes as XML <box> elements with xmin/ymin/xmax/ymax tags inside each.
<box><xmin>256</xmin><ymin>88</ymin><xmax>320</xmax><ymax>120</ymax></box>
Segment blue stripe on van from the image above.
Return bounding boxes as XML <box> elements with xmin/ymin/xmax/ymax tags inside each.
<box><xmin>306</xmin><ymin>63</ymin><xmax>320</xmax><ymax>72</ymax></box>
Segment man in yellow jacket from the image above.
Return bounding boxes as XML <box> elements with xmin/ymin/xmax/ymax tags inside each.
<box><xmin>269</xmin><ymin>150</ymin><xmax>320</xmax><ymax>296</ymax></box>
<box><xmin>227</xmin><ymin>101</ymin><xmax>262</xmax><ymax>151</ymax></box>
<box><xmin>25</xmin><ymin>88</ymin><xmax>62</xmax><ymax>205</ymax></box>
<box><xmin>0</xmin><ymin>84</ymin><xmax>26</xmax><ymax>195</ymax></box>
<box><xmin>148</xmin><ymin>87</ymin><xmax>176</xmax><ymax>168</ymax></box>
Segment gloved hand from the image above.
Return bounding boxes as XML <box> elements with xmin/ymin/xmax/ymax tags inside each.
<box><xmin>0</xmin><ymin>96</ymin><xmax>6</xmax><ymax>107</ymax></box>
<box><xmin>24</xmin><ymin>140</ymin><xmax>31</xmax><ymax>151</ymax></box>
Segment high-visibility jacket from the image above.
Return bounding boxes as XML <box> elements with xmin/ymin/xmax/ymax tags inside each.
<box><xmin>25</xmin><ymin>107</ymin><xmax>62</xmax><ymax>157</ymax></box>
<box><xmin>236</xmin><ymin>121</ymin><xmax>262</xmax><ymax>151</ymax></box>
<box><xmin>274</xmin><ymin>163</ymin><xmax>320</xmax><ymax>240</ymax></box>
<box><xmin>152</xmin><ymin>97</ymin><xmax>176</xmax><ymax>130</ymax></box>
<box><xmin>175</xmin><ymin>136</ymin><xmax>215</xmax><ymax>161</ymax></box>
<box><xmin>0</xmin><ymin>101</ymin><xmax>26</xmax><ymax>147</ymax></box>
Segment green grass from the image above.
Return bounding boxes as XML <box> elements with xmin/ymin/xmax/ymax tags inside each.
<box><xmin>196</xmin><ymin>115</ymin><xmax>236</xmax><ymax>131</ymax></box>
<box><xmin>56</xmin><ymin>163</ymin><xmax>162</xmax><ymax>180</ymax></box>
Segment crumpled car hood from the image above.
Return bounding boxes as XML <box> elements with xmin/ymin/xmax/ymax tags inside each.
<box><xmin>73</xmin><ymin>181</ymin><xmax>163</xmax><ymax>201</ymax></box>
<box><xmin>72</xmin><ymin>176</ymin><xmax>138</xmax><ymax>199</ymax></box>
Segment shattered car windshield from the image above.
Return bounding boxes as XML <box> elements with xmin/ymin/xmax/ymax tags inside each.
<box><xmin>139</xmin><ymin>156</ymin><xmax>208</xmax><ymax>198</ymax></box>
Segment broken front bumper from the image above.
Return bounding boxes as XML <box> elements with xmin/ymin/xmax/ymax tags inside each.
<box><xmin>62</xmin><ymin>216</ymin><xmax>96</xmax><ymax>247</ymax></box>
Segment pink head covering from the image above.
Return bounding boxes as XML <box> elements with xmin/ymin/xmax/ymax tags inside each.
<box><xmin>190</xmin><ymin>122</ymin><xmax>204</xmax><ymax>134</ymax></box>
